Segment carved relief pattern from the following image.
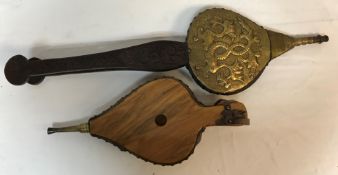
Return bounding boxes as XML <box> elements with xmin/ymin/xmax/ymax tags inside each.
<box><xmin>187</xmin><ymin>9</ymin><xmax>268</xmax><ymax>94</ymax></box>
<box><xmin>195</xmin><ymin>16</ymin><xmax>261</xmax><ymax>89</ymax></box>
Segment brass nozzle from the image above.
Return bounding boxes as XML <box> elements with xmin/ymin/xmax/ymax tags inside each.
<box><xmin>268</xmin><ymin>30</ymin><xmax>329</xmax><ymax>59</ymax></box>
<box><xmin>293</xmin><ymin>35</ymin><xmax>329</xmax><ymax>46</ymax></box>
<box><xmin>47</xmin><ymin>123</ymin><xmax>89</xmax><ymax>134</ymax></box>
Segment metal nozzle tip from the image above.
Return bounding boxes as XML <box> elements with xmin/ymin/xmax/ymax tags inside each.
<box><xmin>46</xmin><ymin>123</ymin><xmax>89</xmax><ymax>135</ymax></box>
<box><xmin>321</xmin><ymin>35</ymin><xmax>329</xmax><ymax>42</ymax></box>
<box><xmin>47</xmin><ymin>128</ymin><xmax>56</xmax><ymax>134</ymax></box>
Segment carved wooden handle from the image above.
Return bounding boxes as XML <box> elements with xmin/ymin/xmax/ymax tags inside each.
<box><xmin>4</xmin><ymin>41</ymin><xmax>188</xmax><ymax>85</ymax></box>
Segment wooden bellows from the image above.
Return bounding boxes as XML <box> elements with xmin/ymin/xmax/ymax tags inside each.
<box><xmin>48</xmin><ymin>77</ymin><xmax>249</xmax><ymax>165</ymax></box>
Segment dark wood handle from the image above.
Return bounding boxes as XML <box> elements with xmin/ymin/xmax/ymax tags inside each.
<box><xmin>4</xmin><ymin>41</ymin><xmax>188</xmax><ymax>85</ymax></box>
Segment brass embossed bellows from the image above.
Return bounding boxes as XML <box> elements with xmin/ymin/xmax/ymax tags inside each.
<box><xmin>4</xmin><ymin>8</ymin><xmax>328</xmax><ymax>94</ymax></box>
<box><xmin>47</xmin><ymin>78</ymin><xmax>249</xmax><ymax>165</ymax></box>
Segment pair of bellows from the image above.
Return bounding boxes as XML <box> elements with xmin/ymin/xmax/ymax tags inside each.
<box><xmin>5</xmin><ymin>8</ymin><xmax>328</xmax><ymax>165</ymax></box>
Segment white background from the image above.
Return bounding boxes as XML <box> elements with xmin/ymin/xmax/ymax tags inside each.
<box><xmin>0</xmin><ymin>0</ymin><xmax>337</xmax><ymax>175</ymax></box>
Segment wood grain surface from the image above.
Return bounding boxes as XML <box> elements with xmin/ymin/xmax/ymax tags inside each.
<box><xmin>89</xmin><ymin>77</ymin><xmax>248</xmax><ymax>165</ymax></box>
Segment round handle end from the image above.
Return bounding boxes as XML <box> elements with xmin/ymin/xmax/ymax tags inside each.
<box><xmin>4</xmin><ymin>55</ymin><xmax>30</xmax><ymax>85</ymax></box>
<box><xmin>4</xmin><ymin>55</ymin><xmax>45</xmax><ymax>85</ymax></box>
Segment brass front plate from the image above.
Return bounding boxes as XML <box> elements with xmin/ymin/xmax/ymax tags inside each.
<box><xmin>187</xmin><ymin>8</ymin><xmax>271</xmax><ymax>94</ymax></box>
